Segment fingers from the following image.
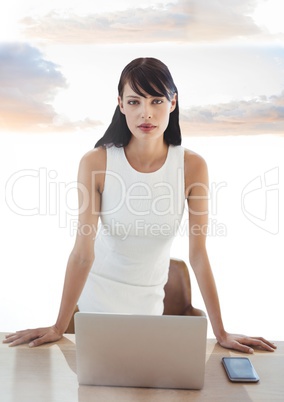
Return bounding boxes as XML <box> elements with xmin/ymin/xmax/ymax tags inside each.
<box><xmin>2</xmin><ymin>327</ymin><xmax>62</xmax><ymax>348</ymax></box>
<box><xmin>28</xmin><ymin>332</ymin><xmax>60</xmax><ymax>348</ymax></box>
<box><xmin>3</xmin><ymin>329</ymin><xmax>41</xmax><ymax>347</ymax></box>
<box><xmin>27</xmin><ymin>331</ymin><xmax>51</xmax><ymax>348</ymax></box>
<box><xmin>3</xmin><ymin>330</ymin><xmax>28</xmax><ymax>341</ymax></box>
<box><xmin>3</xmin><ymin>332</ymin><xmax>17</xmax><ymax>340</ymax></box>
<box><xmin>225</xmin><ymin>340</ymin><xmax>254</xmax><ymax>354</ymax></box>
<box><xmin>242</xmin><ymin>336</ymin><xmax>277</xmax><ymax>352</ymax></box>
<box><xmin>219</xmin><ymin>333</ymin><xmax>277</xmax><ymax>354</ymax></box>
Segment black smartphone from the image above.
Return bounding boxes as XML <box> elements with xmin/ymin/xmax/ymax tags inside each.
<box><xmin>222</xmin><ymin>357</ymin><xmax>260</xmax><ymax>382</ymax></box>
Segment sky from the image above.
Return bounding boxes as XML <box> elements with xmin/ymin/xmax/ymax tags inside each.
<box><xmin>0</xmin><ymin>1</ymin><xmax>283</xmax><ymax>338</ymax></box>
<box><xmin>0</xmin><ymin>0</ymin><xmax>284</xmax><ymax>136</ymax></box>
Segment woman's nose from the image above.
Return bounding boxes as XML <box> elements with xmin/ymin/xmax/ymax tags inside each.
<box><xmin>141</xmin><ymin>103</ymin><xmax>152</xmax><ymax>119</ymax></box>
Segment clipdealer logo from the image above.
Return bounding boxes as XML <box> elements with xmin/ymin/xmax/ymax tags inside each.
<box><xmin>241</xmin><ymin>167</ymin><xmax>279</xmax><ymax>234</ymax></box>
<box><xmin>4</xmin><ymin>166</ymin><xmax>229</xmax><ymax>238</ymax></box>
<box><xmin>5</xmin><ymin>165</ymin><xmax>280</xmax><ymax>236</ymax></box>
<box><xmin>5</xmin><ymin>167</ymin><xmax>79</xmax><ymax>227</ymax></box>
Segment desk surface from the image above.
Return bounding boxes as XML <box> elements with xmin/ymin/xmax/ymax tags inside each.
<box><xmin>1</xmin><ymin>333</ymin><xmax>283</xmax><ymax>402</ymax></box>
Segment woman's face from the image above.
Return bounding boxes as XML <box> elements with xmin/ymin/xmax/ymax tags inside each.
<box><xmin>118</xmin><ymin>82</ymin><xmax>176</xmax><ymax>141</ymax></box>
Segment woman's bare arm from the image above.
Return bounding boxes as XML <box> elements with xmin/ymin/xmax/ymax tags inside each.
<box><xmin>3</xmin><ymin>147</ymin><xmax>106</xmax><ymax>347</ymax></box>
<box><xmin>185</xmin><ymin>149</ymin><xmax>276</xmax><ymax>353</ymax></box>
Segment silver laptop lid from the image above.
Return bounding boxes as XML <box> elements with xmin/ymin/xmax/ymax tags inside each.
<box><xmin>75</xmin><ymin>312</ymin><xmax>207</xmax><ymax>390</ymax></box>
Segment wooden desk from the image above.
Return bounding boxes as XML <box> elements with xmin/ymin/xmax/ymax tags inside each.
<box><xmin>1</xmin><ymin>333</ymin><xmax>283</xmax><ymax>401</ymax></box>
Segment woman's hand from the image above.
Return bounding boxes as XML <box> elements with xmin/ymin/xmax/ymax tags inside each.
<box><xmin>217</xmin><ymin>332</ymin><xmax>277</xmax><ymax>354</ymax></box>
<box><xmin>2</xmin><ymin>325</ymin><xmax>63</xmax><ymax>347</ymax></box>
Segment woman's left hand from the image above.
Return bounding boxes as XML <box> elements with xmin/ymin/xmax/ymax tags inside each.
<box><xmin>217</xmin><ymin>332</ymin><xmax>277</xmax><ymax>353</ymax></box>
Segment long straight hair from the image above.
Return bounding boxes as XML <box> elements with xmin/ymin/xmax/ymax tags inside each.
<box><xmin>95</xmin><ymin>58</ymin><xmax>181</xmax><ymax>148</ymax></box>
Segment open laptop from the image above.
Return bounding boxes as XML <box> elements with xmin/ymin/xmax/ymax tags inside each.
<box><xmin>75</xmin><ymin>312</ymin><xmax>207</xmax><ymax>390</ymax></box>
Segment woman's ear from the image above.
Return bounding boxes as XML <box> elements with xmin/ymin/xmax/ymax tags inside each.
<box><xmin>170</xmin><ymin>93</ymin><xmax>177</xmax><ymax>113</ymax></box>
<box><xmin>118</xmin><ymin>96</ymin><xmax>125</xmax><ymax>115</ymax></box>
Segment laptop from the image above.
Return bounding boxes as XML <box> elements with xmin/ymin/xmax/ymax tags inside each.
<box><xmin>75</xmin><ymin>312</ymin><xmax>207</xmax><ymax>389</ymax></box>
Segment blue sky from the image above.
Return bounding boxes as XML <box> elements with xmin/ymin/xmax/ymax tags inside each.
<box><xmin>0</xmin><ymin>0</ymin><xmax>284</xmax><ymax>135</ymax></box>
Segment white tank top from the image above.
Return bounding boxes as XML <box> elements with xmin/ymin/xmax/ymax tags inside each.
<box><xmin>78</xmin><ymin>144</ymin><xmax>185</xmax><ymax>315</ymax></box>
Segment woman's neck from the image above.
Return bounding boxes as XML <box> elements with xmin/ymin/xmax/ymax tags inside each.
<box><xmin>124</xmin><ymin>138</ymin><xmax>168</xmax><ymax>173</ymax></box>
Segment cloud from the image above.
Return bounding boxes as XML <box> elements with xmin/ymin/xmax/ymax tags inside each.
<box><xmin>0</xmin><ymin>43</ymin><xmax>102</xmax><ymax>132</ymax></box>
<box><xmin>180</xmin><ymin>91</ymin><xmax>284</xmax><ymax>135</ymax></box>
<box><xmin>20</xmin><ymin>0</ymin><xmax>271</xmax><ymax>44</ymax></box>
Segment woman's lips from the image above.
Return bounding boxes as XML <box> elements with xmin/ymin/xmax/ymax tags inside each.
<box><xmin>138</xmin><ymin>124</ymin><xmax>156</xmax><ymax>132</ymax></box>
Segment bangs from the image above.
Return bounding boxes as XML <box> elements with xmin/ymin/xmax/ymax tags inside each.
<box><xmin>127</xmin><ymin>72</ymin><xmax>171</xmax><ymax>101</ymax></box>
<box><xmin>118</xmin><ymin>58</ymin><xmax>177</xmax><ymax>101</ymax></box>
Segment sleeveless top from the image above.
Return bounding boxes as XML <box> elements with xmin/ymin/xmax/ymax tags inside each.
<box><xmin>78</xmin><ymin>144</ymin><xmax>185</xmax><ymax>315</ymax></box>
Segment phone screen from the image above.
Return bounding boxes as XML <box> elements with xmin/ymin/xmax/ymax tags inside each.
<box><xmin>222</xmin><ymin>357</ymin><xmax>260</xmax><ymax>382</ymax></box>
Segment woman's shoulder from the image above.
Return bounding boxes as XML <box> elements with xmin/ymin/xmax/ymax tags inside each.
<box><xmin>183</xmin><ymin>147</ymin><xmax>208</xmax><ymax>182</ymax></box>
<box><xmin>184</xmin><ymin>147</ymin><xmax>207</xmax><ymax>169</ymax></box>
<box><xmin>79</xmin><ymin>146</ymin><xmax>107</xmax><ymax>171</ymax></box>
<box><xmin>77</xmin><ymin>147</ymin><xmax>107</xmax><ymax>193</ymax></box>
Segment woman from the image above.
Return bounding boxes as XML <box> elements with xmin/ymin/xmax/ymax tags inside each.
<box><xmin>4</xmin><ymin>57</ymin><xmax>275</xmax><ymax>353</ymax></box>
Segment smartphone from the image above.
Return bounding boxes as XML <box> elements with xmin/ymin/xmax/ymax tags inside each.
<box><xmin>222</xmin><ymin>357</ymin><xmax>260</xmax><ymax>382</ymax></box>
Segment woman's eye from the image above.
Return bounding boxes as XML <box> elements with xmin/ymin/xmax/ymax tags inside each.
<box><xmin>127</xmin><ymin>99</ymin><xmax>163</xmax><ymax>105</ymax></box>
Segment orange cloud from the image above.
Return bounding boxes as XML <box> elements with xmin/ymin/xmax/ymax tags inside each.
<box><xmin>180</xmin><ymin>92</ymin><xmax>284</xmax><ymax>135</ymax></box>
<box><xmin>0</xmin><ymin>43</ymin><xmax>102</xmax><ymax>132</ymax></box>
<box><xmin>20</xmin><ymin>0</ymin><xmax>267</xmax><ymax>44</ymax></box>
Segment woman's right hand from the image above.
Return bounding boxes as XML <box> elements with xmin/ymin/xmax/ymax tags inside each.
<box><xmin>2</xmin><ymin>325</ymin><xmax>63</xmax><ymax>347</ymax></box>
